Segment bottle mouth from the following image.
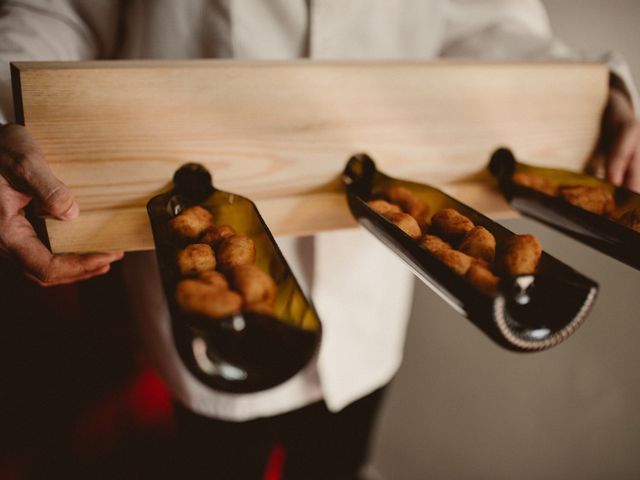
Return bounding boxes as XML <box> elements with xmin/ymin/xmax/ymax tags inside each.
<box><xmin>172</xmin><ymin>162</ymin><xmax>215</xmax><ymax>201</ymax></box>
<box><xmin>489</xmin><ymin>147</ymin><xmax>516</xmax><ymax>180</ymax></box>
<box><xmin>343</xmin><ymin>153</ymin><xmax>376</xmax><ymax>196</ymax></box>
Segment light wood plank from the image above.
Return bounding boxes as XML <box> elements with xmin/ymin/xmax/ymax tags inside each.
<box><xmin>12</xmin><ymin>61</ymin><xmax>609</xmax><ymax>253</ymax></box>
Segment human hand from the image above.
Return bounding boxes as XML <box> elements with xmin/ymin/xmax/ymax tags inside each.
<box><xmin>0</xmin><ymin>124</ymin><xmax>123</xmax><ymax>286</ymax></box>
<box><xmin>599</xmin><ymin>88</ymin><xmax>640</xmax><ymax>192</ymax></box>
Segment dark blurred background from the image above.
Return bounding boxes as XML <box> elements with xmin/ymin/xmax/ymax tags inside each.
<box><xmin>0</xmin><ymin>261</ymin><xmax>176</xmax><ymax>479</ymax></box>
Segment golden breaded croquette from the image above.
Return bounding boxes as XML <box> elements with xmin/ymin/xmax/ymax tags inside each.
<box><xmin>217</xmin><ymin>235</ymin><xmax>257</xmax><ymax>271</ymax></box>
<box><xmin>433</xmin><ymin>248</ymin><xmax>473</xmax><ymax>276</ymax></box>
<box><xmin>618</xmin><ymin>208</ymin><xmax>640</xmax><ymax>232</ymax></box>
<box><xmin>387</xmin><ymin>185</ymin><xmax>430</xmax><ymax>225</ymax></box>
<box><xmin>497</xmin><ymin>234</ymin><xmax>542</xmax><ymax>277</ymax></box>
<box><xmin>459</xmin><ymin>226</ymin><xmax>496</xmax><ymax>264</ymax></box>
<box><xmin>383</xmin><ymin>211</ymin><xmax>422</xmax><ymax>239</ymax></box>
<box><xmin>176</xmin><ymin>279</ymin><xmax>242</xmax><ymax>319</ymax></box>
<box><xmin>512</xmin><ymin>172</ymin><xmax>556</xmax><ymax>196</ymax></box>
<box><xmin>169</xmin><ymin>206</ymin><xmax>214</xmax><ymax>240</ymax></box>
<box><xmin>559</xmin><ymin>185</ymin><xmax>614</xmax><ymax>215</ymax></box>
<box><xmin>419</xmin><ymin>234</ymin><xmax>450</xmax><ymax>254</ymax></box>
<box><xmin>367</xmin><ymin>199</ymin><xmax>402</xmax><ymax>216</ymax></box>
<box><xmin>201</xmin><ymin>224</ymin><xmax>237</xmax><ymax>248</ymax></box>
<box><xmin>430</xmin><ymin>208</ymin><xmax>475</xmax><ymax>244</ymax></box>
<box><xmin>198</xmin><ymin>270</ymin><xmax>229</xmax><ymax>290</ymax></box>
<box><xmin>465</xmin><ymin>263</ymin><xmax>500</xmax><ymax>295</ymax></box>
<box><xmin>229</xmin><ymin>264</ymin><xmax>278</xmax><ymax>306</ymax></box>
<box><xmin>177</xmin><ymin>243</ymin><xmax>216</xmax><ymax>276</ymax></box>
<box><xmin>420</xmin><ymin>233</ymin><xmax>472</xmax><ymax>275</ymax></box>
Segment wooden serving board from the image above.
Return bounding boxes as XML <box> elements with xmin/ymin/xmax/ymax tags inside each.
<box><xmin>11</xmin><ymin>60</ymin><xmax>608</xmax><ymax>253</ymax></box>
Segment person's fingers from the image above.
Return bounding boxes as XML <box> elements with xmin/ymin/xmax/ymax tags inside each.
<box><xmin>12</xmin><ymin>150</ymin><xmax>79</xmax><ymax>220</ymax></box>
<box><xmin>2</xmin><ymin>214</ymin><xmax>123</xmax><ymax>286</ymax></box>
<box><xmin>606</xmin><ymin>122</ymin><xmax>640</xmax><ymax>186</ymax></box>
<box><xmin>0</xmin><ymin>175</ymin><xmax>31</xmax><ymax>216</ymax></box>
<box><xmin>623</xmin><ymin>145</ymin><xmax>640</xmax><ymax>192</ymax></box>
<box><xmin>20</xmin><ymin>248</ymin><xmax>124</xmax><ymax>287</ymax></box>
<box><xmin>23</xmin><ymin>263</ymin><xmax>112</xmax><ymax>287</ymax></box>
<box><xmin>0</xmin><ymin>125</ymin><xmax>122</xmax><ymax>286</ymax></box>
<box><xmin>0</xmin><ymin>124</ymin><xmax>79</xmax><ymax>220</ymax></box>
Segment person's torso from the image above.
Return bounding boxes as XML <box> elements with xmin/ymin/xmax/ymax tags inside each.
<box><xmin>115</xmin><ymin>0</ymin><xmax>446</xmax><ymax>60</ymax></box>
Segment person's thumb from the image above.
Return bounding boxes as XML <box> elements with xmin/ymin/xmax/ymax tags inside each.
<box><xmin>37</xmin><ymin>180</ymin><xmax>80</xmax><ymax>220</ymax></box>
<box><xmin>14</xmin><ymin>152</ymin><xmax>79</xmax><ymax>220</ymax></box>
<box><xmin>0</xmin><ymin>124</ymin><xmax>79</xmax><ymax>220</ymax></box>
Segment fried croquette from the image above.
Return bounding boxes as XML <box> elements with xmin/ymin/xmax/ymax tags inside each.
<box><xmin>559</xmin><ymin>185</ymin><xmax>614</xmax><ymax>215</ymax></box>
<box><xmin>201</xmin><ymin>224</ymin><xmax>237</xmax><ymax>248</ymax></box>
<box><xmin>430</xmin><ymin>208</ymin><xmax>475</xmax><ymax>244</ymax></box>
<box><xmin>618</xmin><ymin>207</ymin><xmax>640</xmax><ymax>232</ymax></box>
<box><xmin>459</xmin><ymin>226</ymin><xmax>496</xmax><ymax>264</ymax></box>
<box><xmin>169</xmin><ymin>206</ymin><xmax>214</xmax><ymax>240</ymax></box>
<box><xmin>367</xmin><ymin>199</ymin><xmax>403</xmax><ymax>216</ymax></box>
<box><xmin>198</xmin><ymin>270</ymin><xmax>229</xmax><ymax>290</ymax></box>
<box><xmin>177</xmin><ymin>243</ymin><xmax>216</xmax><ymax>276</ymax></box>
<box><xmin>175</xmin><ymin>279</ymin><xmax>242</xmax><ymax>319</ymax></box>
<box><xmin>217</xmin><ymin>235</ymin><xmax>257</xmax><ymax>271</ymax></box>
<box><xmin>512</xmin><ymin>172</ymin><xmax>556</xmax><ymax>195</ymax></box>
<box><xmin>388</xmin><ymin>185</ymin><xmax>430</xmax><ymax>225</ymax></box>
<box><xmin>383</xmin><ymin>211</ymin><xmax>422</xmax><ymax>239</ymax></box>
<box><xmin>229</xmin><ymin>265</ymin><xmax>278</xmax><ymax>306</ymax></box>
<box><xmin>433</xmin><ymin>248</ymin><xmax>473</xmax><ymax>276</ymax></box>
<box><xmin>419</xmin><ymin>234</ymin><xmax>450</xmax><ymax>254</ymax></box>
<box><xmin>497</xmin><ymin>234</ymin><xmax>542</xmax><ymax>276</ymax></box>
<box><xmin>465</xmin><ymin>263</ymin><xmax>500</xmax><ymax>294</ymax></box>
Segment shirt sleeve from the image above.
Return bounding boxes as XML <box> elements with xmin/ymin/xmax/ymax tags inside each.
<box><xmin>0</xmin><ymin>0</ymin><xmax>121</xmax><ymax>123</ymax></box>
<box><xmin>439</xmin><ymin>0</ymin><xmax>638</xmax><ymax>113</ymax></box>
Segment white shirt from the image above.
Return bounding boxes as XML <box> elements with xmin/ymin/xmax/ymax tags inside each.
<box><xmin>1</xmin><ymin>0</ymin><xmax>636</xmax><ymax>420</ymax></box>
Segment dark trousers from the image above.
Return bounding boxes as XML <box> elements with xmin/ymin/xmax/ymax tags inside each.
<box><xmin>174</xmin><ymin>386</ymin><xmax>387</xmax><ymax>480</ymax></box>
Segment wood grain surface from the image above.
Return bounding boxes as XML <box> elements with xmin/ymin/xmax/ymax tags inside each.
<box><xmin>11</xmin><ymin>60</ymin><xmax>609</xmax><ymax>253</ymax></box>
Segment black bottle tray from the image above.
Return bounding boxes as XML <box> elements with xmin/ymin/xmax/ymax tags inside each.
<box><xmin>147</xmin><ymin>164</ymin><xmax>321</xmax><ymax>393</ymax></box>
<box><xmin>343</xmin><ymin>154</ymin><xmax>598</xmax><ymax>352</ymax></box>
<box><xmin>489</xmin><ymin>147</ymin><xmax>640</xmax><ymax>271</ymax></box>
